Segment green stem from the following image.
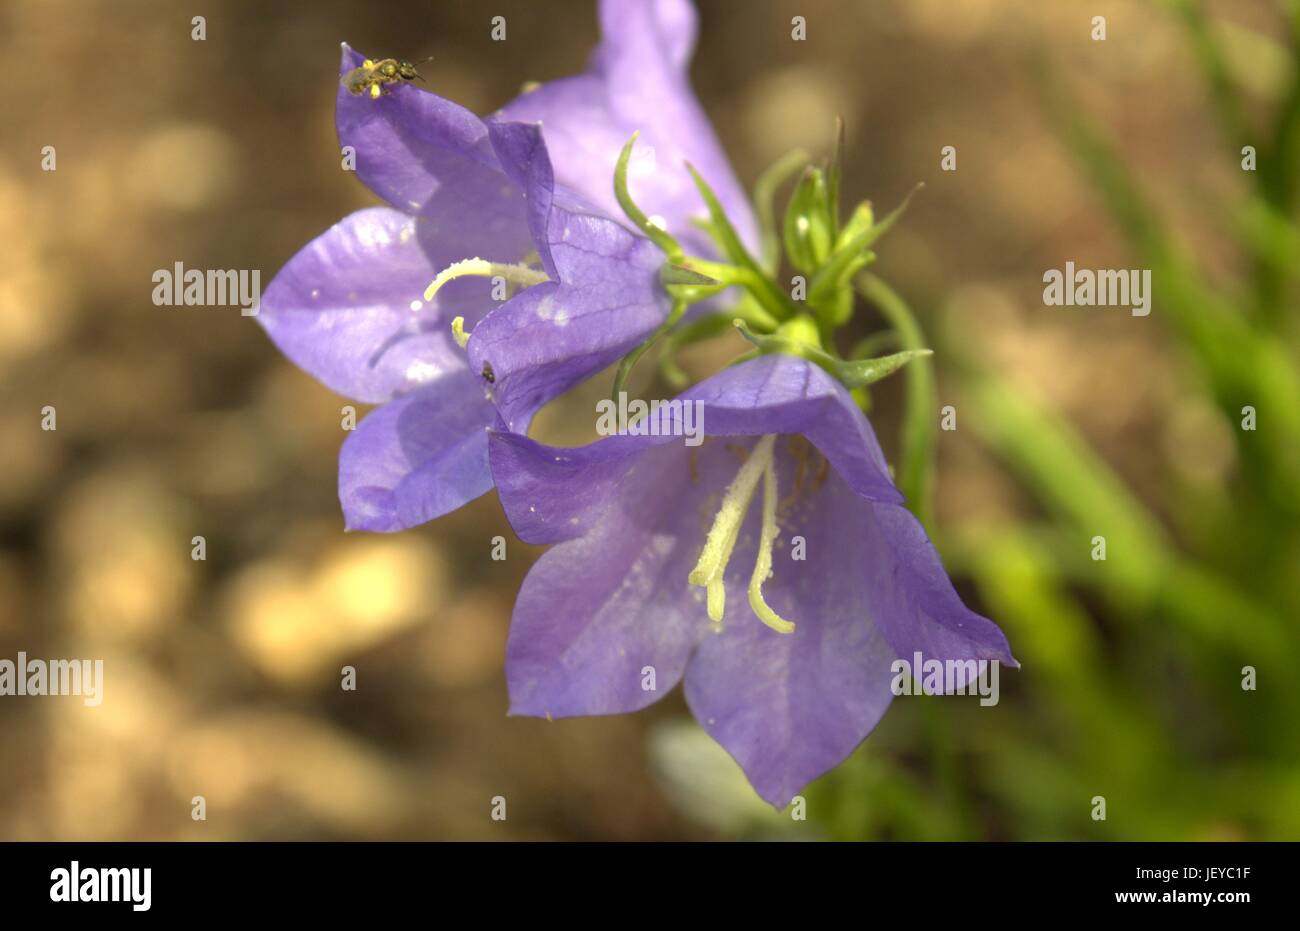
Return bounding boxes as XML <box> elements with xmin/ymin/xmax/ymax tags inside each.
<box><xmin>856</xmin><ymin>273</ymin><xmax>937</xmax><ymax>529</ymax></box>
<box><xmin>612</xmin><ymin>299</ymin><xmax>687</xmax><ymax>401</ymax></box>
<box><xmin>657</xmin><ymin>310</ymin><xmax>758</xmax><ymax>389</ymax></box>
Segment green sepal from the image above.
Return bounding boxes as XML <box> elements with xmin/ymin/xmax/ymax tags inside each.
<box><xmin>836</xmin><ymin>348</ymin><xmax>934</xmax><ymax>388</ymax></box>
<box><xmin>810</xmin><ymin>184</ymin><xmax>921</xmax><ymax>306</ymax></box>
<box><xmin>782</xmin><ymin>167</ymin><xmax>834</xmax><ymax>275</ymax></box>
<box><xmin>835</xmin><ymin>201</ymin><xmax>874</xmax><ymax>251</ymax></box>
<box><xmin>772</xmin><ymin>314</ymin><xmax>822</xmax><ymax>349</ymax></box>
<box><xmin>816</xmin><ymin>251</ymin><xmax>872</xmax><ymax>329</ymax></box>
<box><xmin>752</xmin><ymin>148</ymin><xmax>811</xmax><ymax>273</ymax></box>
<box><xmin>734</xmin><ymin>319</ymin><xmax>932</xmax><ymax>389</ymax></box>
<box><xmin>614</xmin><ymin>132</ymin><xmax>683</xmax><ymax>259</ymax></box>
<box><xmin>686</xmin><ymin>162</ymin><xmax>799</xmax><ymax>322</ymax></box>
<box><xmin>733</xmin><ymin>317</ymin><xmax>834</xmax><ymax>377</ymax></box>
<box><xmin>660</xmin><ymin>263</ymin><xmax>720</xmax><ymax>287</ymax></box>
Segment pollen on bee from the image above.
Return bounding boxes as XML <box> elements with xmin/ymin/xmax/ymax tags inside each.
<box><xmin>369</xmin><ymin>84</ymin><xmax>381</xmax><ymax>99</ymax></box>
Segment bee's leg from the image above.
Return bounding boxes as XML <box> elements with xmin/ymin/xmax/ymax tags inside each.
<box><xmin>369</xmin><ymin>83</ymin><xmax>381</xmax><ymax>99</ymax></box>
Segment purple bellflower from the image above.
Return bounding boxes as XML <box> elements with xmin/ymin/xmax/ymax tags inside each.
<box><xmin>257</xmin><ymin>0</ymin><xmax>1016</xmax><ymax>810</ymax></box>
<box><xmin>258</xmin><ymin>0</ymin><xmax>751</xmax><ymax>530</ymax></box>
<box><xmin>490</xmin><ymin>354</ymin><xmax>1016</xmax><ymax>807</ymax></box>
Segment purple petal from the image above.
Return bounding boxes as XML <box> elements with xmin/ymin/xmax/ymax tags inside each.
<box><xmin>338</xmin><ymin>45</ymin><xmax>532</xmax><ymax>247</ymax></box>
<box><xmin>685</xmin><ymin>458</ymin><xmax>1010</xmax><ymax>809</ymax></box>
<box><xmin>488</xmin><ymin>431</ymin><xmax>652</xmax><ymax>545</ymax></box>
<box><xmin>260</xmin><ymin>207</ymin><xmax>510</xmax><ymax>404</ymax></box>
<box><xmin>339</xmin><ymin>372</ymin><xmax>495</xmax><ymax>532</ymax></box>
<box><xmin>466</xmin><ymin>121</ymin><xmax>672</xmax><ymax>431</ymax></box>
<box><xmin>494</xmin><ymin>0</ymin><xmax>757</xmax><ymax>257</ymax></box>
<box><xmin>490</xmin><ymin>355</ymin><xmax>1013</xmax><ymax>807</ymax></box>
<box><xmin>852</xmin><ymin>502</ymin><xmax>1018</xmax><ymax>671</ymax></box>
<box><xmin>674</xmin><ymin>355</ymin><xmax>902</xmax><ymax>505</ymax></box>
<box><xmin>505</xmin><ymin>435</ymin><xmax>774</xmax><ymax>718</ymax></box>
<box><xmin>488</xmin><ymin>355</ymin><xmax>900</xmax><ymax>543</ymax></box>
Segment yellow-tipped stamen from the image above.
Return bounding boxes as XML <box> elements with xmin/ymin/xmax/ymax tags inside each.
<box><xmin>747</xmin><ymin>458</ymin><xmax>796</xmax><ymax>634</ymax></box>
<box><xmin>451</xmin><ymin>315</ymin><xmax>469</xmax><ymax>348</ymax></box>
<box><xmin>423</xmin><ymin>258</ymin><xmax>548</xmax><ymax>303</ymax></box>
<box><xmin>688</xmin><ymin>434</ymin><xmax>777</xmax><ymax>623</ymax></box>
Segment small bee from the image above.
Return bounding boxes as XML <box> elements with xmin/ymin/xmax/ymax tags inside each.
<box><xmin>342</xmin><ymin>56</ymin><xmax>432</xmax><ymax>99</ymax></box>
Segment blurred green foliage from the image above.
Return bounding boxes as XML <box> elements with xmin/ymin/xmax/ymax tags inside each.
<box><xmin>808</xmin><ymin>0</ymin><xmax>1300</xmax><ymax>840</ymax></box>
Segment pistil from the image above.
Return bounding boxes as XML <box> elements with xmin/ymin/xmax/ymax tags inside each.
<box><xmin>747</xmin><ymin>457</ymin><xmax>796</xmax><ymax>634</ymax></box>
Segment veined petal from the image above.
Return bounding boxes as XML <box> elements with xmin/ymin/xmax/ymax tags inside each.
<box><xmin>338</xmin><ymin>44</ymin><xmax>533</xmax><ymax>247</ymax></box>
<box><xmin>490</xmin><ymin>355</ymin><xmax>1013</xmax><ymax>808</ymax></box>
<box><xmin>505</xmin><ymin>437</ymin><xmax>755</xmax><ymax>719</ymax></box>
<box><xmin>259</xmin><ymin>207</ymin><xmax>504</xmax><ymax>404</ymax></box>
<box><xmin>685</xmin><ymin>460</ymin><xmax>1011</xmax><ymax>809</ymax></box>
<box><xmin>488</xmin><ymin>355</ymin><xmax>901</xmax><ymax>545</ymax></box>
<box><xmin>339</xmin><ymin>373</ymin><xmax>495</xmax><ymax>532</ymax></box>
<box><xmin>468</xmin><ymin>122</ymin><xmax>672</xmax><ymax>431</ymax></box>
<box><xmin>852</xmin><ymin>501</ymin><xmax>1018</xmax><ymax>671</ymax></box>
<box><xmin>506</xmin><ymin>525</ymin><xmax>698</xmax><ymax>719</ymax></box>
<box><xmin>675</xmin><ymin>355</ymin><xmax>901</xmax><ymax>505</ymax></box>
<box><xmin>494</xmin><ymin>0</ymin><xmax>757</xmax><ymax>257</ymax></box>
<box><xmin>487</xmin><ymin>431</ymin><xmax>650</xmax><ymax>544</ymax></box>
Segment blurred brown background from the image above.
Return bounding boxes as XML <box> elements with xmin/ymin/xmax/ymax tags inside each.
<box><xmin>0</xmin><ymin>0</ymin><xmax>1284</xmax><ymax>839</ymax></box>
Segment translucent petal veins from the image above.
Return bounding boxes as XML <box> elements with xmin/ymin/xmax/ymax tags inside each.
<box><xmin>687</xmin><ymin>434</ymin><xmax>793</xmax><ymax>633</ymax></box>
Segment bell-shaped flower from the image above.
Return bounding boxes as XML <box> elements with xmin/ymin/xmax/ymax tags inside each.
<box><xmin>489</xmin><ymin>354</ymin><xmax>1016</xmax><ymax>807</ymax></box>
<box><xmin>259</xmin><ymin>48</ymin><xmax>666</xmax><ymax>531</ymax></box>
<box><xmin>258</xmin><ymin>0</ymin><xmax>749</xmax><ymax>530</ymax></box>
